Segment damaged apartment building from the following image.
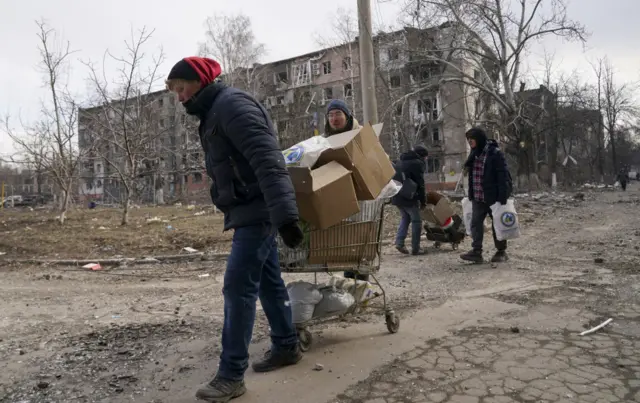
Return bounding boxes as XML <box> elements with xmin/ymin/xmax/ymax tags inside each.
<box><xmin>234</xmin><ymin>24</ymin><xmax>485</xmax><ymax>188</ymax></box>
<box><xmin>77</xmin><ymin>91</ymin><xmax>207</xmax><ymax>203</ymax></box>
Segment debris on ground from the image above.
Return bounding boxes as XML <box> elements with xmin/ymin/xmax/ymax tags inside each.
<box><xmin>580</xmin><ymin>318</ymin><xmax>613</xmax><ymax>336</ymax></box>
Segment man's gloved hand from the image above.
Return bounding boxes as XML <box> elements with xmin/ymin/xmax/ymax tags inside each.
<box><xmin>279</xmin><ymin>221</ymin><xmax>304</xmax><ymax>248</ymax></box>
<box><xmin>420</xmin><ymin>201</ymin><xmax>427</xmax><ymax>210</ymax></box>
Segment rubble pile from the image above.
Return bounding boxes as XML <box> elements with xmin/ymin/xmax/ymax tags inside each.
<box><xmin>515</xmin><ymin>191</ymin><xmax>589</xmax><ymax>220</ymax></box>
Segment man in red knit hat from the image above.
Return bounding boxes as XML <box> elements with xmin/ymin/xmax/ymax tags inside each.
<box><xmin>166</xmin><ymin>57</ymin><xmax>304</xmax><ymax>402</ymax></box>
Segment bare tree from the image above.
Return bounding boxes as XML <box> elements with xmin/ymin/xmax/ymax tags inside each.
<box><xmin>199</xmin><ymin>13</ymin><xmax>267</xmax><ymax>91</ymax></box>
<box><xmin>591</xmin><ymin>57</ymin><xmax>638</xmax><ymax>174</ymax></box>
<box><xmin>402</xmin><ymin>0</ymin><xmax>587</xmax><ymax>187</ymax></box>
<box><xmin>2</xmin><ymin>21</ymin><xmax>85</xmax><ymax>223</ymax></box>
<box><xmin>82</xmin><ymin>27</ymin><xmax>168</xmax><ymax>225</ymax></box>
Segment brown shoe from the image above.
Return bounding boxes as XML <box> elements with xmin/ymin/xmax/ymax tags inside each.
<box><xmin>396</xmin><ymin>245</ymin><xmax>410</xmax><ymax>254</ymax></box>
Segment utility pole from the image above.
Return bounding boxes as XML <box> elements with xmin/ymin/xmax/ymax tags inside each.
<box><xmin>357</xmin><ymin>0</ymin><xmax>378</xmax><ymax>124</ymax></box>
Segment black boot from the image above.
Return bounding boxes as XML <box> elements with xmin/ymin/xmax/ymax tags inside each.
<box><xmin>412</xmin><ymin>248</ymin><xmax>428</xmax><ymax>255</ymax></box>
<box><xmin>251</xmin><ymin>345</ymin><xmax>302</xmax><ymax>373</ymax></box>
<box><xmin>460</xmin><ymin>249</ymin><xmax>483</xmax><ymax>263</ymax></box>
<box><xmin>195</xmin><ymin>376</ymin><xmax>246</xmax><ymax>402</ymax></box>
<box><xmin>491</xmin><ymin>250</ymin><xmax>508</xmax><ymax>263</ymax></box>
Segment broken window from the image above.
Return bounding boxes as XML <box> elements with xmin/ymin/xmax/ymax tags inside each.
<box><xmin>390</xmin><ymin>75</ymin><xmax>401</xmax><ymax>88</ymax></box>
<box><xmin>291</xmin><ymin>62</ymin><xmax>311</xmax><ymax>86</ymax></box>
<box><xmin>474</xmin><ymin>69</ymin><xmax>481</xmax><ymax>80</ymax></box>
<box><xmin>323</xmin><ymin>87</ymin><xmax>333</xmax><ymax>103</ymax></box>
<box><xmin>427</xmin><ymin>157</ymin><xmax>441</xmax><ymax>173</ymax></box>
<box><xmin>158</xmin><ymin>98</ymin><xmax>164</xmax><ymax>108</ymax></box>
<box><xmin>159</xmin><ymin>119</ymin><xmax>165</xmax><ymax>128</ymax></box>
<box><xmin>322</xmin><ymin>61</ymin><xmax>332</xmax><ymax>74</ymax></box>
<box><xmin>395</xmin><ymin>104</ymin><xmax>403</xmax><ymax>116</ymax></box>
<box><xmin>193</xmin><ymin>173</ymin><xmax>203</xmax><ymax>183</ymax></box>
<box><xmin>432</xmin><ymin>127</ymin><xmax>440</xmax><ymax>143</ymax></box>
<box><xmin>274</xmin><ymin>71</ymin><xmax>288</xmax><ymax>84</ymax></box>
<box><xmin>343</xmin><ymin>83</ymin><xmax>353</xmax><ymax>98</ymax></box>
<box><xmin>418</xmin><ymin>97</ymin><xmax>438</xmax><ymax>120</ymax></box>
<box><xmin>388</xmin><ymin>48</ymin><xmax>400</xmax><ymax>60</ymax></box>
<box><xmin>420</xmin><ymin>69</ymin><xmax>430</xmax><ymax>82</ymax></box>
<box><xmin>277</xmin><ymin>120</ymin><xmax>289</xmax><ymax>132</ymax></box>
<box><xmin>342</xmin><ymin>57</ymin><xmax>352</xmax><ymax>70</ymax></box>
<box><xmin>276</xmin><ymin>96</ymin><xmax>285</xmax><ymax>105</ymax></box>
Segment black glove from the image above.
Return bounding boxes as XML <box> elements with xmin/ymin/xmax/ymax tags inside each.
<box><xmin>420</xmin><ymin>201</ymin><xmax>427</xmax><ymax>209</ymax></box>
<box><xmin>279</xmin><ymin>221</ymin><xmax>304</xmax><ymax>248</ymax></box>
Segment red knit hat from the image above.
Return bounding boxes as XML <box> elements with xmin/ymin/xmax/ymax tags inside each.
<box><xmin>167</xmin><ymin>57</ymin><xmax>222</xmax><ymax>88</ymax></box>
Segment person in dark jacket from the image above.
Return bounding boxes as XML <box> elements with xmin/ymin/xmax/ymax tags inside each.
<box><xmin>166</xmin><ymin>57</ymin><xmax>304</xmax><ymax>402</ymax></box>
<box><xmin>391</xmin><ymin>145</ymin><xmax>429</xmax><ymax>255</ymax></box>
<box><xmin>322</xmin><ymin>100</ymin><xmax>369</xmax><ymax>281</ymax></box>
<box><xmin>460</xmin><ymin>127</ymin><xmax>512</xmax><ymax>264</ymax></box>
<box><xmin>617</xmin><ymin>169</ymin><xmax>628</xmax><ymax>191</ymax></box>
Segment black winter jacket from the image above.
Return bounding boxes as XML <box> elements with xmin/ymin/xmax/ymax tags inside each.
<box><xmin>391</xmin><ymin>150</ymin><xmax>426</xmax><ymax>207</ymax></box>
<box><xmin>186</xmin><ymin>82</ymin><xmax>299</xmax><ymax>230</ymax></box>
<box><xmin>464</xmin><ymin>139</ymin><xmax>512</xmax><ymax>205</ymax></box>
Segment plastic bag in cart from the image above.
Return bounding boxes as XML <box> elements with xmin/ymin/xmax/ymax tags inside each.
<box><xmin>312</xmin><ymin>286</ymin><xmax>355</xmax><ymax>318</ymax></box>
<box><xmin>282</xmin><ymin>136</ymin><xmax>331</xmax><ymax>168</ymax></box>
<box><xmin>490</xmin><ymin>198</ymin><xmax>521</xmax><ymax>241</ymax></box>
<box><xmin>287</xmin><ymin>281</ymin><xmax>323</xmax><ymax>323</ymax></box>
<box><xmin>347</xmin><ymin>179</ymin><xmax>402</xmax><ymax>222</ymax></box>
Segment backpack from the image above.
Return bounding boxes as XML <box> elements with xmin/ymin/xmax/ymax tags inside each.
<box><xmin>393</xmin><ymin>161</ymin><xmax>417</xmax><ymax>200</ymax></box>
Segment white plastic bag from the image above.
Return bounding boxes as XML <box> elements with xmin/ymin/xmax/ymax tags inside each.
<box><xmin>287</xmin><ymin>281</ymin><xmax>323</xmax><ymax>323</ymax></box>
<box><xmin>282</xmin><ymin>136</ymin><xmax>331</xmax><ymax>168</ymax></box>
<box><xmin>490</xmin><ymin>198</ymin><xmax>521</xmax><ymax>241</ymax></box>
<box><xmin>378</xmin><ymin>179</ymin><xmax>402</xmax><ymax>199</ymax></box>
<box><xmin>313</xmin><ymin>287</ymin><xmax>355</xmax><ymax>318</ymax></box>
<box><xmin>461</xmin><ymin>197</ymin><xmax>473</xmax><ymax>236</ymax></box>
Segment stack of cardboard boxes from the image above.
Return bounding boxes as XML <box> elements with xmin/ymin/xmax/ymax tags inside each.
<box><xmin>286</xmin><ymin>123</ymin><xmax>395</xmax><ymax>265</ymax></box>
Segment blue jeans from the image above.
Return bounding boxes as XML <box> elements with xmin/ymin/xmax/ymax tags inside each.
<box><xmin>218</xmin><ymin>224</ymin><xmax>298</xmax><ymax>381</ymax></box>
<box><xmin>395</xmin><ymin>205</ymin><xmax>422</xmax><ymax>252</ymax></box>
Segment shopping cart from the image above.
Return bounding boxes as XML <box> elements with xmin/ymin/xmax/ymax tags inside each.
<box><xmin>277</xmin><ymin>198</ymin><xmax>399</xmax><ymax>352</ymax></box>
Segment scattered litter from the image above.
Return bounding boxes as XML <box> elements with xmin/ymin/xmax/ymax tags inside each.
<box><xmin>82</xmin><ymin>263</ymin><xmax>102</xmax><ymax>271</ymax></box>
<box><xmin>111</xmin><ymin>315</ymin><xmax>122</xmax><ymax>319</ymax></box>
<box><xmin>183</xmin><ymin>247</ymin><xmax>198</xmax><ymax>253</ymax></box>
<box><xmin>580</xmin><ymin>318</ymin><xmax>613</xmax><ymax>336</ymax></box>
<box><xmin>194</xmin><ymin>211</ymin><xmax>206</xmax><ymax>216</ymax></box>
<box><xmin>510</xmin><ymin>326</ymin><xmax>520</xmax><ymax>333</ymax></box>
<box><xmin>166</xmin><ymin>225</ymin><xmax>174</xmax><ymax>231</ymax></box>
<box><xmin>141</xmin><ymin>257</ymin><xmax>160</xmax><ymax>263</ymax></box>
<box><xmin>146</xmin><ymin>217</ymin><xmax>162</xmax><ymax>223</ymax></box>
<box><xmin>98</xmin><ymin>226</ymin><xmax>107</xmax><ymax>230</ymax></box>
<box><xmin>174</xmin><ymin>202</ymin><xmax>182</xmax><ymax>207</ymax></box>
<box><xmin>313</xmin><ymin>363</ymin><xmax>324</xmax><ymax>371</ymax></box>
<box><xmin>0</xmin><ymin>252</ymin><xmax>6</xmax><ymax>256</ymax></box>
<box><xmin>594</xmin><ymin>258</ymin><xmax>604</xmax><ymax>264</ymax></box>
<box><xmin>186</xmin><ymin>205</ymin><xmax>196</xmax><ymax>211</ymax></box>
<box><xmin>198</xmin><ymin>273</ymin><xmax>210</xmax><ymax>278</ymax></box>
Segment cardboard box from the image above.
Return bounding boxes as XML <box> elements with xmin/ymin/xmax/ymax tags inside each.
<box><xmin>307</xmin><ymin>221</ymin><xmax>379</xmax><ymax>265</ymax></box>
<box><xmin>421</xmin><ymin>198</ymin><xmax>455</xmax><ymax>226</ymax></box>
<box><xmin>316</xmin><ymin>123</ymin><xmax>395</xmax><ymax>200</ymax></box>
<box><xmin>288</xmin><ymin>161</ymin><xmax>360</xmax><ymax>230</ymax></box>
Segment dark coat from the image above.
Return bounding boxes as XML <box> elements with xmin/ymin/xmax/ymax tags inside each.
<box><xmin>391</xmin><ymin>150</ymin><xmax>427</xmax><ymax>207</ymax></box>
<box><xmin>464</xmin><ymin>139</ymin><xmax>512</xmax><ymax>205</ymax></box>
<box><xmin>186</xmin><ymin>82</ymin><xmax>299</xmax><ymax>230</ymax></box>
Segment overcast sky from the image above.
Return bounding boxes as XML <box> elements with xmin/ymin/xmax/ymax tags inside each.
<box><xmin>1</xmin><ymin>0</ymin><xmax>639</xmax><ymax>160</ymax></box>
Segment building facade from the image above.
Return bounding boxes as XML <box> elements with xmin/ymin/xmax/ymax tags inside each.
<box><xmin>234</xmin><ymin>25</ymin><xmax>479</xmax><ymax>189</ymax></box>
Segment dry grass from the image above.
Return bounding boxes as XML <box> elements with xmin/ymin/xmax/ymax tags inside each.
<box><xmin>0</xmin><ymin>205</ymin><xmax>232</xmax><ymax>259</ymax></box>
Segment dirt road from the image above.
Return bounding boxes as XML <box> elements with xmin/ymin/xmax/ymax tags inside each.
<box><xmin>2</xmin><ymin>184</ymin><xmax>639</xmax><ymax>403</ymax></box>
